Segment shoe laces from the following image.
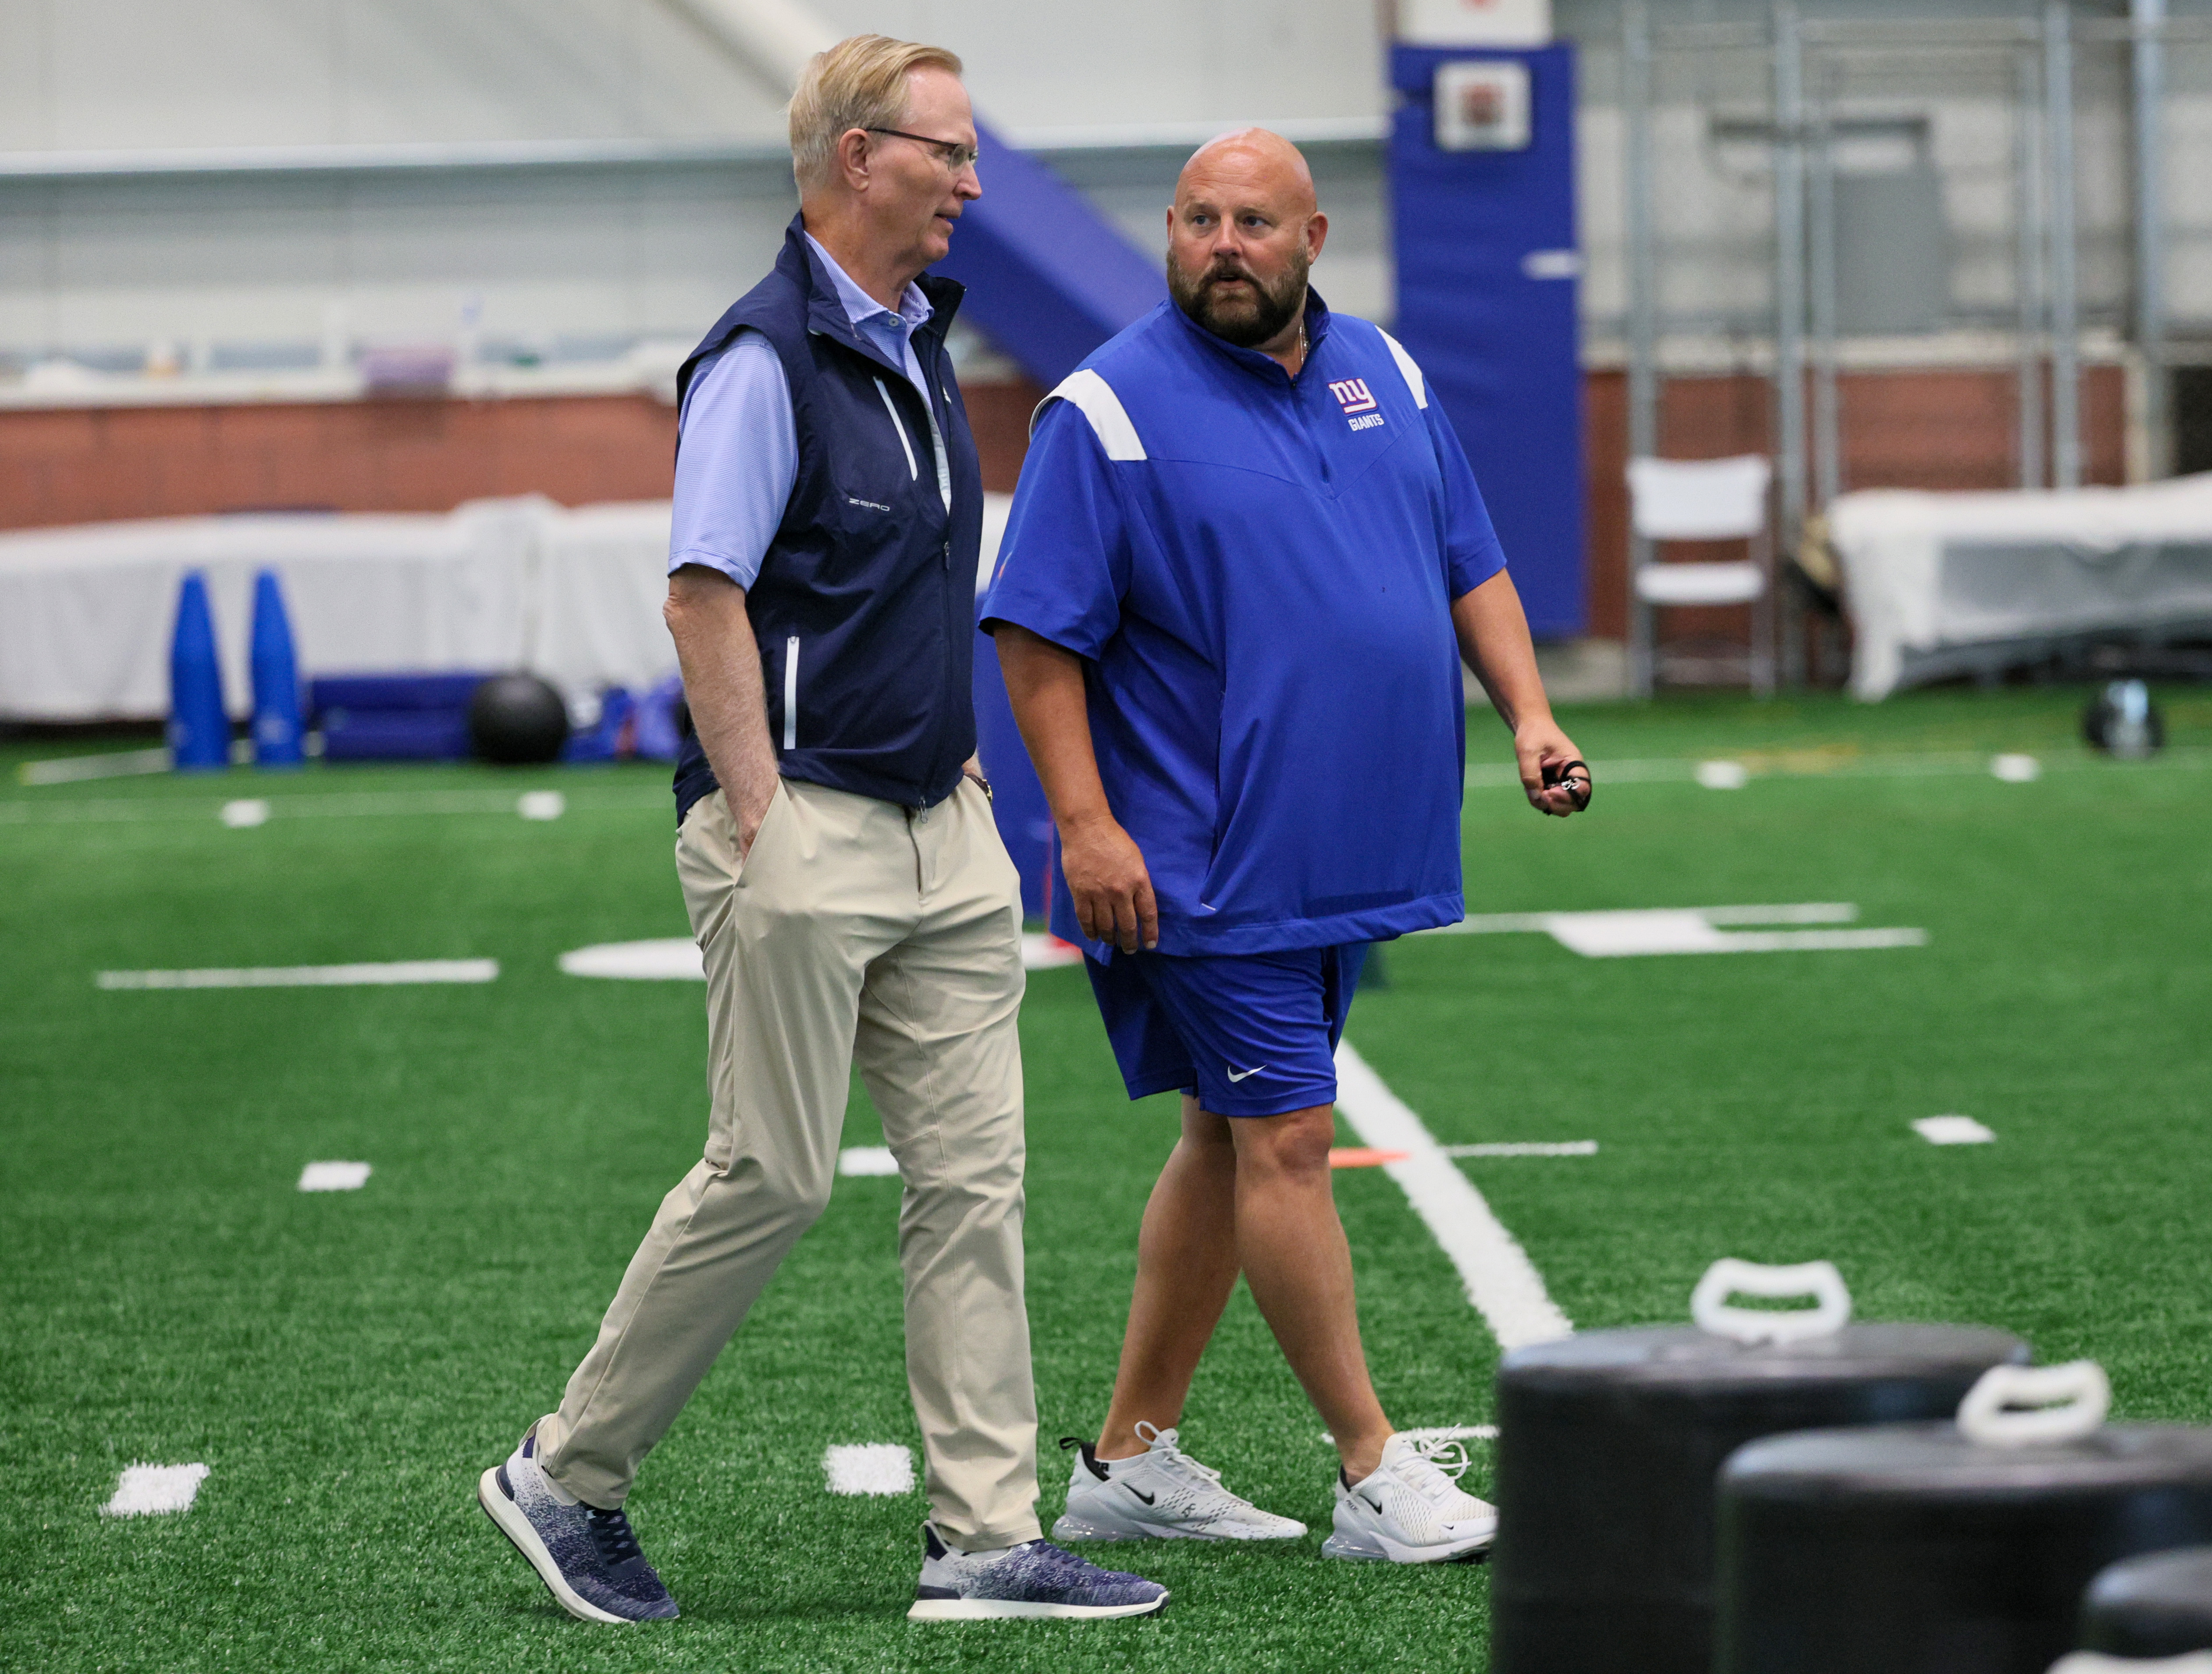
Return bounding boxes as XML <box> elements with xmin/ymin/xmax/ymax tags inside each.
<box><xmin>1394</xmin><ymin>1435</ymin><xmax>1474</xmax><ymax>1500</ymax></box>
<box><xmin>583</xmin><ymin>1504</ymin><xmax>644</xmax><ymax>1568</ymax></box>
<box><xmin>1134</xmin><ymin>1421</ymin><xmax>1223</xmax><ymax>1489</ymax></box>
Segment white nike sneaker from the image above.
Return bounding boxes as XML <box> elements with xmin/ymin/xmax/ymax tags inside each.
<box><xmin>1322</xmin><ymin>1432</ymin><xmax>1497</xmax><ymax>1564</ymax></box>
<box><xmin>1051</xmin><ymin>1422</ymin><xmax>1308</xmax><ymax>1543</ymax></box>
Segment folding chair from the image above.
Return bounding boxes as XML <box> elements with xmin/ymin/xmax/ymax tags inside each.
<box><xmin>1627</xmin><ymin>454</ymin><xmax>1775</xmax><ymax>698</ymax></box>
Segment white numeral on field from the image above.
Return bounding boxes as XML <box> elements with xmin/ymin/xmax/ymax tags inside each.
<box><xmin>103</xmin><ymin>1463</ymin><xmax>209</xmax><ymax>1517</ymax></box>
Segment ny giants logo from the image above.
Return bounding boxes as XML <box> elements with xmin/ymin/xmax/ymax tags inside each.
<box><xmin>1328</xmin><ymin>377</ymin><xmax>1386</xmax><ymax>431</ymax></box>
<box><xmin>1328</xmin><ymin>377</ymin><xmax>1378</xmax><ymax>416</ymax></box>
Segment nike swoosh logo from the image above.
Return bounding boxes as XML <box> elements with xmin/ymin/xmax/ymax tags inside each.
<box><xmin>1359</xmin><ymin>1493</ymin><xmax>1383</xmax><ymax>1514</ymax></box>
<box><xmin>1126</xmin><ymin>1485</ymin><xmax>1156</xmax><ymax>1505</ymax></box>
<box><xmin>1226</xmin><ymin>1065</ymin><xmax>1267</xmax><ymax>1082</ymax></box>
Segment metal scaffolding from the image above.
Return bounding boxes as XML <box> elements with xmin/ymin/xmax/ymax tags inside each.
<box><xmin>1618</xmin><ymin>1</ymin><xmax>2203</xmax><ymax>691</ymax></box>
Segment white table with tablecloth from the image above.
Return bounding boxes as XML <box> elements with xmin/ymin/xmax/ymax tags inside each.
<box><xmin>1829</xmin><ymin>476</ymin><xmax>2212</xmax><ymax>700</ymax></box>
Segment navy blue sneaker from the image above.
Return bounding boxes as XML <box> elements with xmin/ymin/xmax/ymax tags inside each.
<box><xmin>908</xmin><ymin>1521</ymin><xmax>1169</xmax><ymax>1620</ymax></box>
<box><xmin>477</xmin><ymin>1421</ymin><xmax>679</xmax><ymax>1623</ymax></box>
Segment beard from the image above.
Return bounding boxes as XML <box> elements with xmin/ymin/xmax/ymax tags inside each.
<box><xmin>1168</xmin><ymin>247</ymin><xmax>1309</xmax><ymax>348</ymax></box>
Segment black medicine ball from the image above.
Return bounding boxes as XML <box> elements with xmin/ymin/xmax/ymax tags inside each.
<box><xmin>469</xmin><ymin>673</ymin><xmax>570</xmax><ymax>765</ymax></box>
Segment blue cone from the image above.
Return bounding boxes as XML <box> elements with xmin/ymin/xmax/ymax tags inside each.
<box><xmin>168</xmin><ymin>570</ymin><xmax>229</xmax><ymax>772</ymax></box>
<box><xmin>249</xmin><ymin>569</ymin><xmax>304</xmax><ymax>768</ymax></box>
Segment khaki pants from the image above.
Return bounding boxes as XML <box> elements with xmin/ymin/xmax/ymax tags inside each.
<box><xmin>537</xmin><ymin>776</ymin><xmax>1039</xmax><ymax>1549</ymax></box>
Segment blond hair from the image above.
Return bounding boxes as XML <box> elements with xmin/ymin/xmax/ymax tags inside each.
<box><xmin>789</xmin><ymin>35</ymin><xmax>964</xmax><ymax>192</ymax></box>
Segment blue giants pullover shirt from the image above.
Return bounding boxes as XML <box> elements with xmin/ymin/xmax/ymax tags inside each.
<box><xmin>980</xmin><ymin>289</ymin><xmax>1507</xmax><ymax>960</ymax></box>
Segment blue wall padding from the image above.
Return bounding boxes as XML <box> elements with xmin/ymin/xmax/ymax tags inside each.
<box><xmin>318</xmin><ymin>711</ymin><xmax>475</xmax><ymax>761</ymax></box>
<box><xmin>308</xmin><ymin>673</ymin><xmax>487</xmax><ymax>762</ymax></box>
<box><xmin>168</xmin><ymin>570</ymin><xmax>229</xmax><ymax>771</ymax></box>
<box><xmin>972</xmin><ymin>629</ymin><xmax>1054</xmax><ymax>919</ymax></box>
<box><xmin>934</xmin><ymin>125</ymin><xmax>1168</xmax><ymax>391</ymax></box>
<box><xmin>308</xmin><ymin>674</ymin><xmax>486</xmax><ymax>711</ymax></box>
<box><xmin>1391</xmin><ymin>43</ymin><xmax>1587</xmax><ymax>639</ymax></box>
<box><xmin>249</xmin><ymin>569</ymin><xmax>305</xmax><ymax>768</ymax></box>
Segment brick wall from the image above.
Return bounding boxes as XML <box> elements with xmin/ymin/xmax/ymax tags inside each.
<box><xmin>1583</xmin><ymin>364</ymin><xmax>2128</xmax><ymax>641</ymax></box>
<box><xmin>0</xmin><ymin>380</ymin><xmax>1052</xmax><ymax>529</ymax></box>
<box><xmin>0</xmin><ymin>367</ymin><xmax>2124</xmax><ymax>640</ymax></box>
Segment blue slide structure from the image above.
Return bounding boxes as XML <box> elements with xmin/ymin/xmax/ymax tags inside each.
<box><xmin>936</xmin><ymin>126</ymin><xmax>1168</xmax><ymax>391</ymax></box>
<box><xmin>1390</xmin><ymin>43</ymin><xmax>1586</xmax><ymax>640</ymax></box>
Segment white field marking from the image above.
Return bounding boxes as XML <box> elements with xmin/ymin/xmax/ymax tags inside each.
<box><xmin>0</xmin><ymin>786</ymin><xmax>669</xmax><ymax>828</ymax></box>
<box><xmin>97</xmin><ymin>959</ymin><xmax>498</xmax><ymax>990</ymax></box>
<box><xmin>1914</xmin><ymin>1114</ymin><xmax>1996</xmax><ymax>1145</ymax></box>
<box><xmin>1420</xmin><ymin>903</ymin><xmax>1925</xmax><ymax>958</ymax></box>
<box><xmin>9</xmin><ymin>746</ymin><xmax>2205</xmax><ymax>830</ymax></box>
<box><xmin>1460</xmin><ymin>748</ymin><xmax>2212</xmax><ymax>790</ymax></box>
<box><xmin>1990</xmin><ymin>753</ymin><xmax>2043</xmax><ymax>782</ymax></box>
<box><xmin>823</xmin><ymin>1443</ymin><xmax>915</xmax><ymax>1496</ymax></box>
<box><xmin>1322</xmin><ymin>1425</ymin><xmax>1497</xmax><ymax>1446</ymax></box>
<box><xmin>298</xmin><ymin>1161</ymin><xmax>373</xmax><ymax>1191</ymax></box>
<box><xmin>559</xmin><ymin>939</ymin><xmax>701</xmax><ymax>980</ymax></box>
<box><xmin>558</xmin><ymin>935</ymin><xmax>1083</xmax><ymax>982</ymax></box>
<box><xmin>1021</xmin><ymin>932</ymin><xmax>1085</xmax><ymax>970</ymax></box>
<box><xmin>516</xmin><ymin>790</ymin><xmax>565</xmax><ymax>821</ymax></box>
<box><xmin>1442</xmin><ymin>1141</ymin><xmax>1599</xmax><ymax>1158</ymax></box>
<box><xmin>837</xmin><ymin>1146</ymin><xmax>899</xmax><ymax>1177</ymax></box>
<box><xmin>103</xmin><ymin>1463</ymin><xmax>210</xmax><ymax>1517</ymax></box>
<box><xmin>220</xmin><ymin>798</ymin><xmax>270</xmax><ymax>828</ymax></box>
<box><xmin>1332</xmin><ymin>1041</ymin><xmax>1573</xmax><ymax>1350</ymax></box>
<box><xmin>18</xmin><ymin>747</ymin><xmax>171</xmax><ymax>785</ymax></box>
<box><xmin>1696</xmin><ymin>760</ymin><xmax>1751</xmax><ymax>790</ymax></box>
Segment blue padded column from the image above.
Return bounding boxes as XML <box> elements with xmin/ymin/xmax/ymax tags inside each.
<box><xmin>1391</xmin><ymin>43</ymin><xmax>1587</xmax><ymax>639</ymax></box>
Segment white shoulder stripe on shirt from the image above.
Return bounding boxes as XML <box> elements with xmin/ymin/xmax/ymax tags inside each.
<box><xmin>1376</xmin><ymin>328</ymin><xmax>1429</xmax><ymax>410</ymax></box>
<box><xmin>1035</xmin><ymin>368</ymin><xmax>1146</xmax><ymax>461</ymax></box>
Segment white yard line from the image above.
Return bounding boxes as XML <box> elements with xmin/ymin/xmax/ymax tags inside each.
<box><xmin>103</xmin><ymin>1463</ymin><xmax>209</xmax><ymax>1516</ymax></box>
<box><xmin>1</xmin><ymin>787</ymin><xmax>665</xmax><ymax>827</ymax></box>
<box><xmin>18</xmin><ymin>747</ymin><xmax>171</xmax><ymax>785</ymax></box>
<box><xmin>558</xmin><ymin>936</ymin><xmax>1081</xmax><ymax>980</ymax></box>
<box><xmin>822</xmin><ymin>1443</ymin><xmax>915</xmax><ymax>1496</ymax></box>
<box><xmin>1459</xmin><ymin>746</ymin><xmax>2212</xmax><ymax>789</ymax></box>
<box><xmin>1443</xmin><ymin>1141</ymin><xmax>1598</xmax><ymax>1158</ymax></box>
<box><xmin>559</xmin><ymin>939</ymin><xmax>701</xmax><ymax>980</ymax></box>
<box><xmin>837</xmin><ymin>1146</ymin><xmax>899</xmax><ymax>1176</ymax></box>
<box><xmin>98</xmin><ymin>959</ymin><xmax>498</xmax><ymax>989</ymax></box>
<box><xmin>1332</xmin><ymin>1041</ymin><xmax>1573</xmax><ymax>1351</ymax></box>
<box><xmin>5</xmin><ymin>744</ymin><xmax>2206</xmax><ymax>827</ymax></box>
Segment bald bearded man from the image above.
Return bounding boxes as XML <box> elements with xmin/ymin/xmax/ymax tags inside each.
<box><xmin>983</xmin><ymin>131</ymin><xmax>1589</xmax><ymax>1564</ymax></box>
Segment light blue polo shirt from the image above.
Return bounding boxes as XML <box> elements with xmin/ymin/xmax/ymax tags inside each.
<box><xmin>668</xmin><ymin>232</ymin><xmax>938</xmax><ymax>590</ymax></box>
<box><xmin>980</xmin><ymin>291</ymin><xmax>1505</xmax><ymax>959</ymax></box>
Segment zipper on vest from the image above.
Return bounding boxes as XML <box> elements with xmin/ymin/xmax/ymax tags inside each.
<box><xmin>874</xmin><ymin>379</ymin><xmax>918</xmax><ymax>481</ymax></box>
<box><xmin>782</xmin><ymin>636</ymin><xmax>799</xmax><ymax>751</ymax></box>
<box><xmin>920</xmin><ymin>391</ymin><xmax>953</xmax><ymax>514</ymax></box>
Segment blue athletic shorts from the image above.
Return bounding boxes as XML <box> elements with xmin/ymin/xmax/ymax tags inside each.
<box><xmin>1082</xmin><ymin>944</ymin><xmax>1371</xmax><ymax>1118</ymax></box>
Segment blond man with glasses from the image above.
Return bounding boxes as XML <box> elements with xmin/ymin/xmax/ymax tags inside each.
<box><xmin>475</xmin><ymin>35</ymin><xmax>1165</xmax><ymax>1626</ymax></box>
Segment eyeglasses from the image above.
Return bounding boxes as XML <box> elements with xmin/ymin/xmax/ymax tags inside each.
<box><xmin>863</xmin><ymin>127</ymin><xmax>981</xmax><ymax>173</ymax></box>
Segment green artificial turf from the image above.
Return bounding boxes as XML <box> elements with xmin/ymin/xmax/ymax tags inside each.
<box><xmin>3</xmin><ymin>687</ymin><xmax>2208</xmax><ymax>1671</ymax></box>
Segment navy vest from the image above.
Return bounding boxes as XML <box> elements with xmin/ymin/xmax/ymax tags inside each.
<box><xmin>671</xmin><ymin>217</ymin><xmax>985</xmax><ymax>823</ymax></box>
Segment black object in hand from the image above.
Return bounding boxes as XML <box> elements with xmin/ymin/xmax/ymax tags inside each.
<box><xmin>1543</xmin><ymin>758</ymin><xmax>1593</xmax><ymax>811</ymax></box>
